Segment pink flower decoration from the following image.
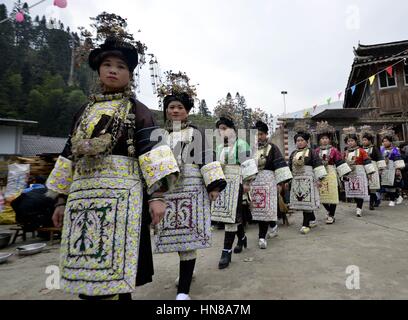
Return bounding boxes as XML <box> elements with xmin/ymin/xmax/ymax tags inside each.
<box><xmin>15</xmin><ymin>11</ymin><xmax>25</xmax><ymax>23</ymax></box>
<box><xmin>54</xmin><ymin>0</ymin><xmax>68</xmax><ymax>8</ymax></box>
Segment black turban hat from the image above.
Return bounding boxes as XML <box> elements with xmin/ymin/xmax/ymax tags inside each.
<box><xmin>89</xmin><ymin>37</ymin><xmax>139</xmax><ymax>73</ymax></box>
<box><xmin>216</xmin><ymin>117</ymin><xmax>235</xmax><ymax>130</ymax></box>
<box><xmin>163</xmin><ymin>93</ymin><xmax>195</xmax><ymax>120</ymax></box>
<box><xmin>254</xmin><ymin>121</ymin><xmax>268</xmax><ymax>134</ymax></box>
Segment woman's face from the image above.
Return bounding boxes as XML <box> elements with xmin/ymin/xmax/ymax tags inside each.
<box><xmin>218</xmin><ymin>124</ymin><xmax>236</xmax><ymax>143</ymax></box>
<box><xmin>362</xmin><ymin>138</ymin><xmax>371</xmax><ymax>147</ymax></box>
<box><xmin>296</xmin><ymin>136</ymin><xmax>308</xmax><ymax>149</ymax></box>
<box><xmin>99</xmin><ymin>56</ymin><xmax>131</xmax><ymax>92</ymax></box>
<box><xmin>347</xmin><ymin>138</ymin><xmax>357</xmax><ymax>148</ymax></box>
<box><xmin>166</xmin><ymin>101</ymin><xmax>189</xmax><ymax>122</ymax></box>
<box><xmin>320</xmin><ymin>136</ymin><xmax>330</xmax><ymax>147</ymax></box>
<box><xmin>382</xmin><ymin>138</ymin><xmax>392</xmax><ymax>148</ymax></box>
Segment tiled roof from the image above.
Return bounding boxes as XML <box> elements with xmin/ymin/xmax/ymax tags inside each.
<box><xmin>21</xmin><ymin>135</ymin><xmax>67</xmax><ymax>156</ymax></box>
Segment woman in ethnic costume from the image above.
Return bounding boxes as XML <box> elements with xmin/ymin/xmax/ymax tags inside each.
<box><xmin>250</xmin><ymin>121</ymin><xmax>292</xmax><ymax>249</ymax></box>
<box><xmin>379</xmin><ymin>127</ymin><xmax>406</xmax><ymax>207</ymax></box>
<box><xmin>342</xmin><ymin>127</ymin><xmax>375</xmax><ymax>217</ymax></box>
<box><xmin>47</xmin><ymin>37</ymin><xmax>180</xmax><ymax>300</ymax></box>
<box><xmin>212</xmin><ymin>116</ymin><xmax>258</xmax><ymax>269</ymax></box>
<box><xmin>154</xmin><ymin>73</ymin><xmax>227</xmax><ymax>300</ymax></box>
<box><xmin>289</xmin><ymin>123</ymin><xmax>327</xmax><ymax>235</ymax></box>
<box><xmin>360</xmin><ymin>126</ymin><xmax>386</xmax><ymax>210</ymax></box>
<box><xmin>314</xmin><ymin>121</ymin><xmax>351</xmax><ymax>224</ymax></box>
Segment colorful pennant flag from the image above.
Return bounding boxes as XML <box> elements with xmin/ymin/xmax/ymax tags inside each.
<box><xmin>338</xmin><ymin>92</ymin><xmax>343</xmax><ymax>100</ymax></box>
<box><xmin>351</xmin><ymin>85</ymin><xmax>356</xmax><ymax>94</ymax></box>
<box><xmin>327</xmin><ymin>97</ymin><xmax>332</xmax><ymax>105</ymax></box>
<box><xmin>369</xmin><ymin>75</ymin><xmax>376</xmax><ymax>85</ymax></box>
<box><xmin>386</xmin><ymin>66</ymin><xmax>393</xmax><ymax>77</ymax></box>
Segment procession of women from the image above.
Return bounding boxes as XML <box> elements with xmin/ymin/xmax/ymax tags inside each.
<box><xmin>40</xmin><ymin>25</ymin><xmax>406</xmax><ymax>300</ymax></box>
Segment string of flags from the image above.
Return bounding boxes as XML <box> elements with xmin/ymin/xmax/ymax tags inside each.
<box><xmin>0</xmin><ymin>0</ymin><xmax>67</xmax><ymax>25</ymax></box>
<box><xmin>313</xmin><ymin>48</ymin><xmax>408</xmax><ymax>110</ymax></box>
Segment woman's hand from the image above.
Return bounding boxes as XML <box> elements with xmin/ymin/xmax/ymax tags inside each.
<box><xmin>243</xmin><ymin>183</ymin><xmax>251</xmax><ymax>194</ymax></box>
<box><xmin>149</xmin><ymin>200</ymin><xmax>166</xmax><ymax>226</ymax></box>
<box><xmin>209</xmin><ymin>191</ymin><xmax>220</xmax><ymax>202</ymax></box>
<box><xmin>52</xmin><ymin>205</ymin><xmax>65</xmax><ymax>228</ymax></box>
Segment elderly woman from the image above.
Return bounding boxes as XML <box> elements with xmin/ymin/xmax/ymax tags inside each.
<box><xmin>47</xmin><ymin>37</ymin><xmax>180</xmax><ymax>300</ymax></box>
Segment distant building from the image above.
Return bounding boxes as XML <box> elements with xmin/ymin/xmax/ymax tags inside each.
<box><xmin>20</xmin><ymin>135</ymin><xmax>67</xmax><ymax>157</ymax></box>
<box><xmin>343</xmin><ymin>40</ymin><xmax>408</xmax><ymax>141</ymax></box>
<box><xmin>274</xmin><ymin>40</ymin><xmax>408</xmax><ymax>160</ymax></box>
<box><xmin>274</xmin><ymin>101</ymin><xmax>345</xmax><ymax>159</ymax></box>
<box><xmin>0</xmin><ymin>118</ymin><xmax>37</xmax><ymax>156</ymax></box>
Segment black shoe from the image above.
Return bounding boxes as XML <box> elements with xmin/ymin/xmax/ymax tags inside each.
<box><xmin>233</xmin><ymin>236</ymin><xmax>247</xmax><ymax>254</ymax></box>
<box><xmin>218</xmin><ymin>250</ymin><xmax>232</xmax><ymax>269</ymax></box>
<box><xmin>369</xmin><ymin>204</ymin><xmax>375</xmax><ymax>211</ymax></box>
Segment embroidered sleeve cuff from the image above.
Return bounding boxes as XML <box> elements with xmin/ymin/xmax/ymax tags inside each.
<box><xmin>377</xmin><ymin>160</ymin><xmax>387</xmax><ymax>170</ymax></box>
<box><xmin>365</xmin><ymin>163</ymin><xmax>376</xmax><ymax>175</ymax></box>
<box><xmin>336</xmin><ymin>162</ymin><xmax>352</xmax><ymax>177</ymax></box>
<box><xmin>45</xmin><ymin>156</ymin><xmax>73</xmax><ymax>196</ymax></box>
<box><xmin>275</xmin><ymin>166</ymin><xmax>293</xmax><ymax>184</ymax></box>
<box><xmin>139</xmin><ymin>145</ymin><xmax>180</xmax><ymax>195</ymax></box>
<box><xmin>314</xmin><ymin>165</ymin><xmax>327</xmax><ymax>180</ymax></box>
<box><xmin>241</xmin><ymin>159</ymin><xmax>258</xmax><ymax>182</ymax></box>
<box><xmin>395</xmin><ymin>160</ymin><xmax>406</xmax><ymax>170</ymax></box>
<box><xmin>200</xmin><ymin>161</ymin><xmax>226</xmax><ymax>188</ymax></box>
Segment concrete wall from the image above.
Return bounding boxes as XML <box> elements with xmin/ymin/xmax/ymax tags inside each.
<box><xmin>0</xmin><ymin>125</ymin><xmax>22</xmax><ymax>155</ymax></box>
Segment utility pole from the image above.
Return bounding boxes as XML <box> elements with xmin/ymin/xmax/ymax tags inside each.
<box><xmin>281</xmin><ymin>91</ymin><xmax>288</xmax><ymax>115</ymax></box>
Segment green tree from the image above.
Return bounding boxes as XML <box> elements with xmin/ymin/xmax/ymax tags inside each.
<box><xmin>198</xmin><ymin>99</ymin><xmax>211</xmax><ymax>117</ymax></box>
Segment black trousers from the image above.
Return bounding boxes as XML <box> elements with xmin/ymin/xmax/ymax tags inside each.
<box><xmin>236</xmin><ymin>223</ymin><xmax>246</xmax><ymax>242</ymax></box>
<box><xmin>323</xmin><ymin>204</ymin><xmax>337</xmax><ymax>217</ymax></box>
<box><xmin>178</xmin><ymin>259</ymin><xmax>196</xmax><ymax>295</ymax></box>
<box><xmin>258</xmin><ymin>221</ymin><xmax>277</xmax><ymax>239</ymax></box>
<box><xmin>355</xmin><ymin>198</ymin><xmax>364</xmax><ymax>209</ymax></box>
<box><xmin>369</xmin><ymin>193</ymin><xmax>377</xmax><ymax>206</ymax></box>
<box><xmin>387</xmin><ymin>191</ymin><xmax>399</xmax><ymax>201</ymax></box>
<box><xmin>302</xmin><ymin>211</ymin><xmax>316</xmax><ymax>227</ymax></box>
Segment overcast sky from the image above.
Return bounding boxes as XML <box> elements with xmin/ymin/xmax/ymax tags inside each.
<box><xmin>4</xmin><ymin>0</ymin><xmax>408</xmax><ymax>115</ymax></box>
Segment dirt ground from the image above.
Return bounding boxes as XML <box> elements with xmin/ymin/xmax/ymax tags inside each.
<box><xmin>1</xmin><ymin>201</ymin><xmax>408</xmax><ymax>300</ymax></box>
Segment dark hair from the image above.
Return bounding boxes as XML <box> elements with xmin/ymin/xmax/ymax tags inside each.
<box><xmin>216</xmin><ymin>117</ymin><xmax>236</xmax><ymax>130</ymax></box>
<box><xmin>94</xmin><ymin>50</ymin><xmax>130</xmax><ymax>74</ymax></box>
<box><xmin>362</xmin><ymin>133</ymin><xmax>374</xmax><ymax>143</ymax></box>
<box><xmin>294</xmin><ymin>132</ymin><xmax>311</xmax><ymax>142</ymax></box>
<box><xmin>344</xmin><ymin>134</ymin><xmax>359</xmax><ymax>144</ymax></box>
<box><xmin>382</xmin><ymin>135</ymin><xmax>394</xmax><ymax>143</ymax></box>
<box><xmin>318</xmin><ymin>133</ymin><xmax>333</xmax><ymax>141</ymax></box>
<box><xmin>163</xmin><ymin>93</ymin><xmax>194</xmax><ymax>120</ymax></box>
<box><xmin>88</xmin><ymin>37</ymin><xmax>138</xmax><ymax>72</ymax></box>
<box><xmin>254</xmin><ymin>121</ymin><xmax>268</xmax><ymax>134</ymax></box>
